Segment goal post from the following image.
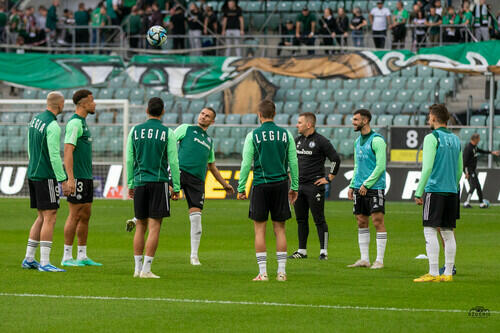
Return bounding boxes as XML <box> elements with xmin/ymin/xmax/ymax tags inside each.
<box><xmin>0</xmin><ymin>98</ymin><xmax>130</xmax><ymax>199</ymax></box>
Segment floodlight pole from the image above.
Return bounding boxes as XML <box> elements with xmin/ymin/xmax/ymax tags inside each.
<box><xmin>486</xmin><ymin>72</ymin><xmax>494</xmax><ymax>168</ymax></box>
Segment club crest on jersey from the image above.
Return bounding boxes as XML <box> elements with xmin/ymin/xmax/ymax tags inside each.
<box><xmin>315</xmin><ymin>193</ymin><xmax>321</xmax><ymax>201</ymax></box>
<box><xmin>309</xmin><ymin>141</ymin><xmax>316</xmax><ymax>148</ymax></box>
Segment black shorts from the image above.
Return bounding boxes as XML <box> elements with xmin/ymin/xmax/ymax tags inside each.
<box><xmin>29</xmin><ymin>179</ymin><xmax>60</xmax><ymax>210</ymax></box>
<box><xmin>353</xmin><ymin>189</ymin><xmax>385</xmax><ymax>216</ymax></box>
<box><xmin>422</xmin><ymin>192</ymin><xmax>459</xmax><ymax>228</ymax></box>
<box><xmin>181</xmin><ymin>170</ymin><xmax>205</xmax><ymax>210</ymax></box>
<box><xmin>134</xmin><ymin>182</ymin><xmax>170</xmax><ymax>220</ymax></box>
<box><xmin>67</xmin><ymin>179</ymin><xmax>94</xmax><ymax>204</ymax></box>
<box><xmin>249</xmin><ymin>180</ymin><xmax>291</xmax><ymax>222</ymax></box>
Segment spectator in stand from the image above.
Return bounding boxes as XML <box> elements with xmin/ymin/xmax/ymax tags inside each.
<box><xmin>369</xmin><ymin>1</ymin><xmax>391</xmax><ymax>49</ymax></box>
<box><xmin>472</xmin><ymin>0</ymin><xmax>490</xmax><ymax>41</ymax></box>
<box><xmin>46</xmin><ymin>0</ymin><xmax>59</xmax><ymax>46</ymax></box>
<box><xmin>34</xmin><ymin>6</ymin><xmax>48</xmax><ymax>46</ymax></box>
<box><xmin>221</xmin><ymin>0</ymin><xmax>244</xmax><ymax>57</ymax></box>
<box><xmin>169</xmin><ymin>5</ymin><xmax>186</xmax><ymax>50</ymax></box>
<box><xmin>151</xmin><ymin>3</ymin><xmax>163</xmax><ymax>26</ymax></box>
<box><xmin>203</xmin><ymin>5</ymin><xmax>218</xmax><ymax>55</ymax></box>
<box><xmin>278</xmin><ymin>20</ymin><xmax>298</xmax><ymax>56</ymax></box>
<box><xmin>434</xmin><ymin>0</ymin><xmax>443</xmax><ymax>16</ymax></box>
<box><xmin>74</xmin><ymin>3</ymin><xmax>90</xmax><ymax>46</ymax></box>
<box><xmin>425</xmin><ymin>6</ymin><xmax>442</xmax><ymax>46</ymax></box>
<box><xmin>106</xmin><ymin>0</ymin><xmax>122</xmax><ymax>26</ymax></box>
<box><xmin>295</xmin><ymin>6</ymin><xmax>316</xmax><ymax>55</ymax></box>
<box><xmin>91</xmin><ymin>4</ymin><xmax>109</xmax><ymax>46</ymax></box>
<box><xmin>494</xmin><ymin>11</ymin><xmax>500</xmax><ymax>39</ymax></box>
<box><xmin>390</xmin><ymin>1</ymin><xmax>408</xmax><ymax>49</ymax></box>
<box><xmin>62</xmin><ymin>9</ymin><xmax>75</xmax><ymax>44</ymax></box>
<box><xmin>460</xmin><ymin>1</ymin><xmax>473</xmax><ymax>42</ymax></box>
<box><xmin>442</xmin><ymin>6</ymin><xmax>460</xmax><ymax>44</ymax></box>
<box><xmin>187</xmin><ymin>2</ymin><xmax>204</xmax><ymax>55</ymax></box>
<box><xmin>122</xmin><ymin>0</ymin><xmax>137</xmax><ymax>17</ymax></box>
<box><xmin>335</xmin><ymin>7</ymin><xmax>349</xmax><ymax>50</ymax></box>
<box><xmin>0</xmin><ymin>5</ymin><xmax>6</xmax><ymax>44</ymax></box>
<box><xmin>413</xmin><ymin>10</ymin><xmax>427</xmax><ymax>49</ymax></box>
<box><xmin>318</xmin><ymin>7</ymin><xmax>336</xmax><ymax>54</ymax></box>
<box><xmin>350</xmin><ymin>7</ymin><xmax>367</xmax><ymax>47</ymax></box>
<box><xmin>24</xmin><ymin>7</ymin><xmax>38</xmax><ymax>44</ymax></box>
<box><xmin>122</xmin><ymin>5</ymin><xmax>142</xmax><ymax>48</ymax></box>
<box><xmin>410</xmin><ymin>3</ymin><xmax>423</xmax><ymax>21</ymax></box>
<box><xmin>8</xmin><ymin>8</ymin><xmax>21</xmax><ymax>45</ymax></box>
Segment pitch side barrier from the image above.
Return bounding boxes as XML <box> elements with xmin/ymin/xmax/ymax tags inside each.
<box><xmin>0</xmin><ymin>164</ymin><xmax>498</xmax><ymax>203</ymax></box>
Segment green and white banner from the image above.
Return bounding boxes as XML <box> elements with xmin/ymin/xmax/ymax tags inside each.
<box><xmin>0</xmin><ymin>41</ymin><xmax>498</xmax><ymax>97</ymax></box>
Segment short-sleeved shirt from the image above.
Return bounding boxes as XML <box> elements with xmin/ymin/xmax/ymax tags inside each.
<box><xmin>64</xmin><ymin>114</ymin><xmax>93</xmax><ymax>180</ymax></box>
<box><xmin>427</xmin><ymin>14</ymin><xmax>441</xmax><ymax>35</ymax></box>
<box><xmin>393</xmin><ymin>9</ymin><xmax>409</xmax><ymax>23</ymax></box>
<box><xmin>370</xmin><ymin>7</ymin><xmax>391</xmax><ymax>31</ymax></box>
<box><xmin>461</xmin><ymin>11</ymin><xmax>473</xmax><ymax>26</ymax></box>
<box><xmin>296</xmin><ymin>12</ymin><xmax>317</xmax><ymax>34</ymax></box>
<box><xmin>170</xmin><ymin>12</ymin><xmax>186</xmax><ymax>34</ymax></box>
<box><xmin>187</xmin><ymin>10</ymin><xmax>204</xmax><ymax>30</ymax></box>
<box><xmin>91</xmin><ymin>8</ymin><xmax>105</xmax><ymax>27</ymax></box>
<box><xmin>223</xmin><ymin>7</ymin><xmax>242</xmax><ymax>30</ymax></box>
<box><xmin>175</xmin><ymin>124</ymin><xmax>215</xmax><ymax>182</ymax></box>
<box><xmin>442</xmin><ymin>14</ymin><xmax>461</xmax><ymax>25</ymax></box>
<box><xmin>351</xmin><ymin>15</ymin><xmax>366</xmax><ymax>29</ymax></box>
<box><xmin>123</xmin><ymin>13</ymin><xmax>142</xmax><ymax>34</ymax></box>
<box><xmin>74</xmin><ymin>10</ymin><xmax>90</xmax><ymax>26</ymax></box>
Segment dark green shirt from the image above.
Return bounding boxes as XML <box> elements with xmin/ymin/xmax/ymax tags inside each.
<box><xmin>122</xmin><ymin>13</ymin><xmax>142</xmax><ymax>34</ymax></box>
<box><xmin>296</xmin><ymin>13</ymin><xmax>316</xmax><ymax>34</ymax></box>
<box><xmin>175</xmin><ymin>124</ymin><xmax>215</xmax><ymax>182</ymax></box>
<box><xmin>126</xmin><ymin>119</ymin><xmax>180</xmax><ymax>191</ymax></box>
<box><xmin>74</xmin><ymin>10</ymin><xmax>90</xmax><ymax>26</ymax></box>
<box><xmin>46</xmin><ymin>5</ymin><xmax>58</xmax><ymax>31</ymax></box>
<box><xmin>27</xmin><ymin>110</ymin><xmax>67</xmax><ymax>182</ymax></box>
<box><xmin>427</xmin><ymin>14</ymin><xmax>441</xmax><ymax>35</ymax></box>
<box><xmin>0</xmin><ymin>12</ymin><xmax>7</xmax><ymax>27</ymax></box>
<box><xmin>64</xmin><ymin>114</ymin><xmax>93</xmax><ymax>180</ymax></box>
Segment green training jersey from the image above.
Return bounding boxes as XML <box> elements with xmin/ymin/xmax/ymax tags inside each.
<box><xmin>350</xmin><ymin>131</ymin><xmax>387</xmax><ymax>190</ymax></box>
<box><xmin>174</xmin><ymin>124</ymin><xmax>215</xmax><ymax>182</ymax></box>
<box><xmin>415</xmin><ymin>127</ymin><xmax>462</xmax><ymax>197</ymax></box>
<box><xmin>64</xmin><ymin>114</ymin><xmax>93</xmax><ymax>180</ymax></box>
<box><xmin>27</xmin><ymin>110</ymin><xmax>67</xmax><ymax>182</ymax></box>
<box><xmin>238</xmin><ymin>121</ymin><xmax>298</xmax><ymax>193</ymax></box>
<box><xmin>393</xmin><ymin>9</ymin><xmax>409</xmax><ymax>23</ymax></box>
<box><xmin>126</xmin><ymin>119</ymin><xmax>180</xmax><ymax>191</ymax></box>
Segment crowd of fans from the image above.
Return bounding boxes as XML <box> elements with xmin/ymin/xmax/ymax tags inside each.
<box><xmin>0</xmin><ymin>0</ymin><xmax>498</xmax><ymax>55</ymax></box>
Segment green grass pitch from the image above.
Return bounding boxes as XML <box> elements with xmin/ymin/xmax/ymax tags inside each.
<box><xmin>0</xmin><ymin>198</ymin><xmax>498</xmax><ymax>332</ymax></box>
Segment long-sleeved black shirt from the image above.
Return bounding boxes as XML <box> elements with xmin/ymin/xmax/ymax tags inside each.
<box><xmin>295</xmin><ymin>131</ymin><xmax>341</xmax><ymax>184</ymax></box>
<box><xmin>463</xmin><ymin>142</ymin><xmax>490</xmax><ymax>173</ymax></box>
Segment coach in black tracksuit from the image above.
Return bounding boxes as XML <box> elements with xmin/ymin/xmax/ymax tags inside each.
<box><xmin>289</xmin><ymin>112</ymin><xmax>341</xmax><ymax>260</ymax></box>
<box><xmin>463</xmin><ymin>133</ymin><xmax>500</xmax><ymax>208</ymax></box>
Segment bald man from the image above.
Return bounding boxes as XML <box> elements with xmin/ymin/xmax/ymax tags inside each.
<box><xmin>22</xmin><ymin>91</ymin><xmax>70</xmax><ymax>272</ymax></box>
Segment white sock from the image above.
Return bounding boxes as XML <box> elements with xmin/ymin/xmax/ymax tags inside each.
<box><xmin>277</xmin><ymin>252</ymin><xmax>287</xmax><ymax>274</ymax></box>
<box><xmin>134</xmin><ymin>255</ymin><xmax>143</xmax><ymax>273</ymax></box>
<box><xmin>133</xmin><ymin>217</ymin><xmax>137</xmax><ymax>222</ymax></box>
<box><xmin>63</xmin><ymin>244</ymin><xmax>73</xmax><ymax>261</ymax></box>
<box><xmin>189</xmin><ymin>212</ymin><xmax>202</xmax><ymax>258</ymax></box>
<box><xmin>142</xmin><ymin>255</ymin><xmax>154</xmax><ymax>273</ymax></box>
<box><xmin>25</xmin><ymin>238</ymin><xmax>39</xmax><ymax>261</ymax></box>
<box><xmin>465</xmin><ymin>193</ymin><xmax>472</xmax><ymax>205</ymax></box>
<box><xmin>358</xmin><ymin>228</ymin><xmax>370</xmax><ymax>262</ymax></box>
<box><xmin>320</xmin><ymin>249</ymin><xmax>327</xmax><ymax>255</ymax></box>
<box><xmin>376</xmin><ymin>232</ymin><xmax>387</xmax><ymax>264</ymax></box>
<box><xmin>256</xmin><ymin>252</ymin><xmax>267</xmax><ymax>275</ymax></box>
<box><xmin>40</xmin><ymin>241</ymin><xmax>52</xmax><ymax>266</ymax></box>
<box><xmin>424</xmin><ymin>227</ymin><xmax>439</xmax><ymax>276</ymax></box>
<box><xmin>77</xmin><ymin>245</ymin><xmax>87</xmax><ymax>260</ymax></box>
<box><xmin>440</xmin><ymin>229</ymin><xmax>456</xmax><ymax>276</ymax></box>
<box><xmin>298</xmin><ymin>248</ymin><xmax>307</xmax><ymax>255</ymax></box>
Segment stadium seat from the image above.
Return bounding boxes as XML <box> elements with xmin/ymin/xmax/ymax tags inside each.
<box><xmin>15</xmin><ymin>113</ymin><xmax>31</xmax><ymax>124</ymax></box>
<box><xmin>205</xmin><ymin>101</ymin><xmax>221</xmax><ymax>112</ymax></box>
<box><xmin>189</xmin><ymin>100</ymin><xmax>205</xmax><ymax>113</ymax></box>
<box><xmin>397</xmin><ymin>90</ymin><xmax>413</xmax><ymax>103</ymax></box>
<box><xmin>290</xmin><ymin>114</ymin><xmax>300</xmax><ymax>126</ymax></box>
<box><xmin>219</xmin><ymin>138</ymin><xmax>236</xmax><ymax>156</ymax></box>
<box><xmin>311</xmin><ymin>79</ymin><xmax>326</xmax><ymax>89</ymax></box>
<box><xmin>338</xmin><ymin>140</ymin><xmax>354</xmax><ymax>158</ymax></box>
<box><xmin>433</xmin><ymin>69</ymin><xmax>448</xmax><ymax>78</ymax></box>
<box><xmin>292</xmin><ymin>1</ymin><xmax>307</xmax><ymax>12</ymax></box>
<box><xmin>230</xmin><ymin>127</ymin><xmax>247</xmax><ymax>139</ymax></box>
<box><xmin>251</xmin><ymin>14</ymin><xmax>267</xmax><ymax>30</ymax></box>
<box><xmin>274</xmin><ymin>114</ymin><xmax>289</xmax><ymax>125</ymax></box>
<box><xmin>406</xmin><ymin>77</ymin><xmax>423</xmax><ymax>90</ymax></box>
<box><xmin>494</xmin><ymin>115</ymin><xmax>500</xmax><ymax>127</ymax></box>
<box><xmin>319</xmin><ymin>102</ymin><xmax>336</xmax><ymax>114</ymax></box>
<box><xmin>206</xmin><ymin>91</ymin><xmax>222</xmax><ymax>102</ymax></box>
<box><xmin>352</xmin><ymin>1</ymin><xmax>368</xmax><ymax>11</ymax></box>
<box><xmin>130</xmin><ymin>88</ymin><xmax>145</xmax><ymax>103</ymax></box>
<box><xmin>225</xmin><ymin>114</ymin><xmax>241</xmax><ymax>124</ymax></box>
<box><xmin>181</xmin><ymin>113</ymin><xmax>194</xmax><ymax>124</ymax></box>
<box><xmin>173</xmin><ymin>100</ymin><xmax>190</xmax><ymax>113</ymax></box>
<box><xmin>275</xmin><ymin>89</ymin><xmax>286</xmax><ymax>102</ymax></box>
<box><xmin>343</xmin><ymin>79</ymin><xmax>358</xmax><ymax>90</ymax></box>
<box><xmin>349</xmin><ymin>90</ymin><xmax>365</xmax><ymax>101</ymax></box>
<box><xmin>354</xmin><ymin>102</ymin><xmax>371</xmax><ymax>111</ymax></box>
<box><xmin>114</xmin><ymin>88</ymin><xmax>131</xmax><ymax>100</ymax></box>
<box><xmin>163</xmin><ymin>113</ymin><xmax>178</xmax><ymax>124</ymax></box>
<box><xmin>160</xmin><ymin>92</ymin><xmax>175</xmax><ymax>102</ymax></box>
<box><xmin>335</xmin><ymin>127</ymin><xmax>351</xmax><ymax>139</ymax></box>
<box><xmin>338</xmin><ymin>102</ymin><xmax>354</xmax><ymax>115</ymax></box>
<box><xmin>326</xmin><ymin>114</ymin><xmax>343</xmax><ymax>126</ymax></box>
<box><xmin>365</xmin><ymin>90</ymin><xmax>381</xmax><ymax>103</ymax></box>
<box><xmin>97</xmin><ymin>88</ymin><xmax>114</xmax><ymax>100</ymax></box>
<box><xmin>316</xmin><ymin>127</ymin><xmax>333</xmax><ymax>138</ymax></box>
<box><xmin>286</xmin><ymin>126</ymin><xmax>298</xmax><ymax>137</ymax></box>
<box><xmin>131</xmin><ymin>113</ymin><xmax>147</xmax><ymax>124</ymax></box>
<box><xmin>215</xmin><ymin>126</ymin><xmax>231</xmax><ymax>138</ymax></box>
<box><xmin>315</xmin><ymin>114</ymin><xmax>326</xmax><ymax>125</ymax></box>
<box><xmin>302</xmin><ymin>102</ymin><xmax>318</xmax><ymax>113</ymax></box>
<box><xmin>274</xmin><ymin>101</ymin><xmax>284</xmax><ymax>114</ymax></box>
<box><xmin>381</xmin><ymin>90</ymin><xmax>397</xmax><ymax>102</ymax></box>
<box><xmin>283</xmin><ymin>101</ymin><xmax>300</xmax><ymax>115</ymax></box>
<box><xmin>419</xmin><ymin>66</ymin><xmax>433</xmax><ymax>77</ymax></box>
<box><xmin>377</xmin><ymin>114</ymin><xmax>394</xmax><ymax>126</ymax></box>
<box><xmin>109</xmin><ymin>75</ymin><xmax>125</xmax><ymax>88</ymax></box>
<box><xmin>470</xmin><ymin>115</ymin><xmax>486</xmax><ymax>126</ymax></box>
<box><xmin>295</xmin><ymin>78</ymin><xmax>311</xmax><ymax>89</ymax></box>
<box><xmin>0</xmin><ymin>112</ymin><xmax>16</xmax><ymax>123</ymax></box>
<box><xmin>440</xmin><ymin>78</ymin><xmax>456</xmax><ymax>92</ymax></box>
<box><xmin>391</xmin><ymin>77</ymin><xmax>407</xmax><ymax>89</ymax></box>
<box><xmin>324</xmin><ymin>1</ymin><xmax>338</xmax><ymax>10</ymax></box>
<box><xmin>316</xmin><ymin>89</ymin><xmax>332</xmax><ymax>102</ymax></box>
<box><xmin>422</xmin><ymin>77</ymin><xmax>439</xmax><ymax>90</ymax></box>
<box><xmin>359</xmin><ymin>78</ymin><xmax>375</xmax><ymax>90</ymax></box>
<box><xmin>301</xmin><ymin>89</ymin><xmax>317</xmax><ymax>102</ymax></box>
<box><xmin>410</xmin><ymin>115</ymin><xmax>426</xmax><ymax>126</ymax></box>
<box><xmin>393</xmin><ymin>115</ymin><xmax>410</xmax><ymax>125</ymax></box>
<box><xmin>285</xmin><ymin>89</ymin><xmax>300</xmax><ymax>102</ymax></box>
<box><xmin>98</xmin><ymin>112</ymin><xmax>114</xmax><ymax>124</ymax></box>
<box><xmin>280</xmin><ymin>77</ymin><xmax>295</xmax><ymax>89</ymax></box>
<box><xmin>334</xmin><ymin>90</ymin><xmax>349</xmax><ymax>102</ymax></box>
<box><xmin>8</xmin><ymin>136</ymin><xmax>25</xmax><ymax>154</ymax></box>
<box><xmin>234</xmin><ymin>138</ymin><xmax>245</xmax><ymax>154</ymax></box>
<box><xmin>308</xmin><ymin>1</ymin><xmax>322</xmax><ymax>11</ymax></box>
<box><xmin>386</xmin><ymin>102</ymin><xmax>403</xmax><ymax>115</ymax></box>
<box><xmin>375</xmin><ymin>77</ymin><xmax>391</xmax><ymax>89</ymax></box>
<box><xmin>242</xmin><ymin>114</ymin><xmax>258</xmax><ymax>125</ymax></box>
<box><xmin>413</xmin><ymin>90</ymin><xmax>431</xmax><ymax>103</ymax></box>
<box><xmin>401</xmin><ymin>66</ymin><xmax>417</xmax><ymax>77</ymax></box>
<box><xmin>403</xmin><ymin>103</ymin><xmax>419</xmax><ymax>114</ymax></box>
<box><xmin>276</xmin><ymin>1</ymin><xmax>293</xmax><ymax>12</ymax></box>
<box><xmin>246</xmin><ymin>1</ymin><xmax>261</xmax><ymax>11</ymax></box>
<box><xmin>327</xmin><ymin>79</ymin><xmax>342</xmax><ymax>90</ymax></box>
<box><xmin>23</xmin><ymin>89</ymin><xmax>38</xmax><ymax>99</ymax></box>
<box><xmin>372</xmin><ymin>103</ymin><xmax>388</xmax><ymax>115</ymax></box>
<box><xmin>214</xmin><ymin>114</ymin><xmax>226</xmax><ymax>124</ymax></box>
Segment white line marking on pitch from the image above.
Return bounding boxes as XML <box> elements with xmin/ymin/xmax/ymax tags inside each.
<box><xmin>0</xmin><ymin>293</ymin><xmax>498</xmax><ymax>314</ymax></box>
